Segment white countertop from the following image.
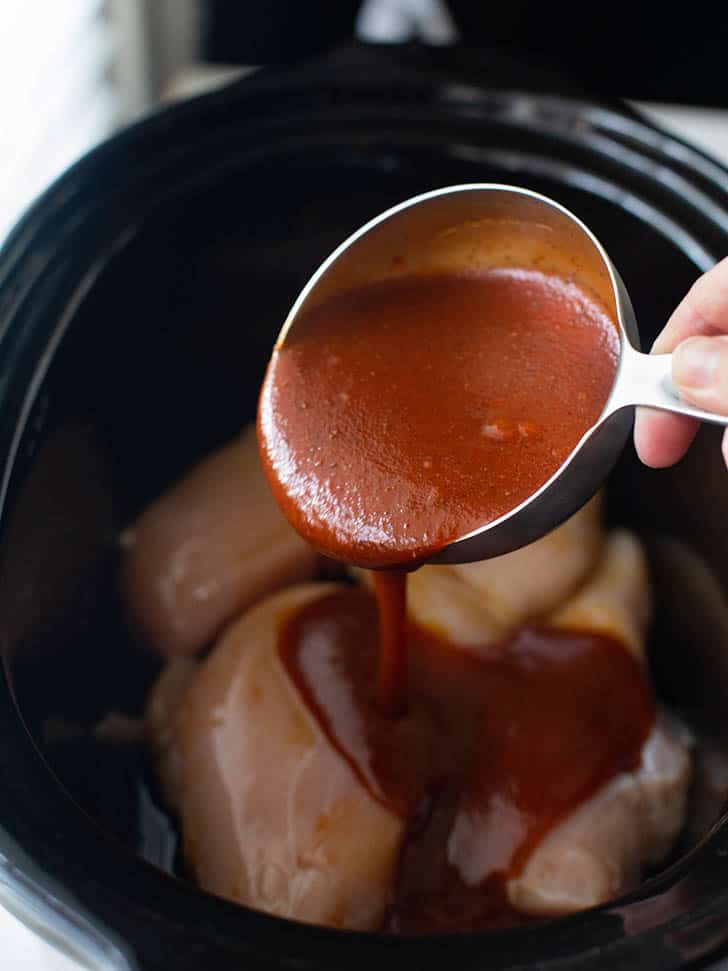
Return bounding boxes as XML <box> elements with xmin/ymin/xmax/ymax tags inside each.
<box><xmin>2</xmin><ymin>78</ymin><xmax>727</xmax><ymax>970</ymax></box>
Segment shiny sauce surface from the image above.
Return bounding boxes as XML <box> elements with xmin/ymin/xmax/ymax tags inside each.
<box><xmin>278</xmin><ymin>587</ymin><xmax>655</xmax><ymax>934</ymax></box>
<box><xmin>259</xmin><ymin>268</ymin><xmax>619</xmax><ymax>568</ymax></box>
<box><xmin>260</xmin><ymin>262</ymin><xmax>638</xmax><ymax>933</ymax></box>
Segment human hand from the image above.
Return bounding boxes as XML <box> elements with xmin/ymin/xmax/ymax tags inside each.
<box><xmin>634</xmin><ymin>255</ymin><xmax>728</xmax><ymax>468</ymax></box>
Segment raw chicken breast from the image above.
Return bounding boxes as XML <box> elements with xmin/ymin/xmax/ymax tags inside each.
<box><xmin>402</xmin><ymin>493</ymin><xmax>604</xmax><ymax>647</ymax></box>
<box><xmin>145</xmin><ymin>657</ymin><xmax>198</xmax><ymax>806</ymax></box>
<box><xmin>507</xmin><ymin>717</ymin><xmax>691</xmax><ymax>916</ymax></box>
<box><xmin>504</xmin><ymin>531</ymin><xmax>691</xmax><ymax>916</ymax></box>
<box><xmin>548</xmin><ymin>528</ymin><xmax>652</xmax><ymax>662</ymax></box>
<box><xmin>122</xmin><ymin>426</ymin><xmax>318</xmax><ymax>656</ymax></box>
<box><xmin>161</xmin><ymin>583</ymin><xmax>404</xmax><ymax>930</ymax></box>
<box><xmin>144</xmin><ymin>505</ymin><xmax>691</xmax><ymax>929</ymax></box>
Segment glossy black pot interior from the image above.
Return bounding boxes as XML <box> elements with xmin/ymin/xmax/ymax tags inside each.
<box><xmin>1</xmin><ymin>46</ymin><xmax>728</xmax><ymax>971</ymax></box>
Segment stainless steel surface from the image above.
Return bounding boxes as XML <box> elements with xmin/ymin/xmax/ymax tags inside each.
<box><xmin>277</xmin><ymin>183</ymin><xmax>726</xmax><ymax>564</ymax></box>
<box><xmin>615</xmin><ymin>345</ymin><xmax>728</xmax><ymax>423</ymax></box>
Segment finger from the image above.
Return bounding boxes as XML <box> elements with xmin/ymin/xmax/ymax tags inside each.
<box><xmin>634</xmin><ymin>407</ymin><xmax>699</xmax><ymax>468</ymax></box>
<box><xmin>672</xmin><ymin>335</ymin><xmax>728</xmax><ymax>415</ymax></box>
<box><xmin>653</xmin><ymin>255</ymin><xmax>728</xmax><ymax>353</ymax></box>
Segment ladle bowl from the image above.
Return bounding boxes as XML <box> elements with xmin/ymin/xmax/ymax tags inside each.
<box><xmin>276</xmin><ymin>184</ymin><xmax>727</xmax><ymax>564</ymax></box>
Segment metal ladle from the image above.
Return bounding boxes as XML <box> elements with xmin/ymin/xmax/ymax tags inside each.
<box><xmin>275</xmin><ymin>183</ymin><xmax>727</xmax><ymax>564</ymax></box>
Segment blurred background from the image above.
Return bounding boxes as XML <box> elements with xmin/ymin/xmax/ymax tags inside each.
<box><xmin>2</xmin><ymin>0</ymin><xmax>728</xmax><ymax>244</ymax></box>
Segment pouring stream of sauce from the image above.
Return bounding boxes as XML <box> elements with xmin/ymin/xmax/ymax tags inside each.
<box><xmin>259</xmin><ymin>265</ymin><xmax>649</xmax><ymax>932</ymax></box>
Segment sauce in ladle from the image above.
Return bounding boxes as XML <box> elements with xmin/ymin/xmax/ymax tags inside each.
<box><xmin>258</xmin><ymin>265</ymin><xmax>644</xmax><ymax>932</ymax></box>
<box><xmin>258</xmin><ymin>267</ymin><xmax>619</xmax><ymax>569</ymax></box>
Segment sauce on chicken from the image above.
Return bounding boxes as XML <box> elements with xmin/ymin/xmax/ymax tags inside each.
<box><xmin>279</xmin><ymin>587</ymin><xmax>654</xmax><ymax>933</ymax></box>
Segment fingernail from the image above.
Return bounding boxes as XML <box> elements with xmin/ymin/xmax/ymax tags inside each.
<box><xmin>673</xmin><ymin>338</ymin><xmax>720</xmax><ymax>389</ymax></box>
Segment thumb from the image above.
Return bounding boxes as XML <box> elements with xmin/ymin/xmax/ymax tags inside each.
<box><xmin>673</xmin><ymin>335</ymin><xmax>728</xmax><ymax>415</ymax></box>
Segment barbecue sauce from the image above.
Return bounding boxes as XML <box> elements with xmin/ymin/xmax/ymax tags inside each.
<box><xmin>258</xmin><ymin>266</ymin><xmax>645</xmax><ymax>933</ymax></box>
<box><xmin>278</xmin><ymin>587</ymin><xmax>654</xmax><ymax>933</ymax></box>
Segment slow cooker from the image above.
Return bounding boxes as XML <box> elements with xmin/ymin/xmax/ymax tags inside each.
<box><xmin>1</xmin><ymin>45</ymin><xmax>728</xmax><ymax>970</ymax></box>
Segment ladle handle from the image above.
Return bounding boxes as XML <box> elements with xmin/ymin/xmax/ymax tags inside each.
<box><xmin>616</xmin><ymin>346</ymin><xmax>728</xmax><ymax>426</ymax></box>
